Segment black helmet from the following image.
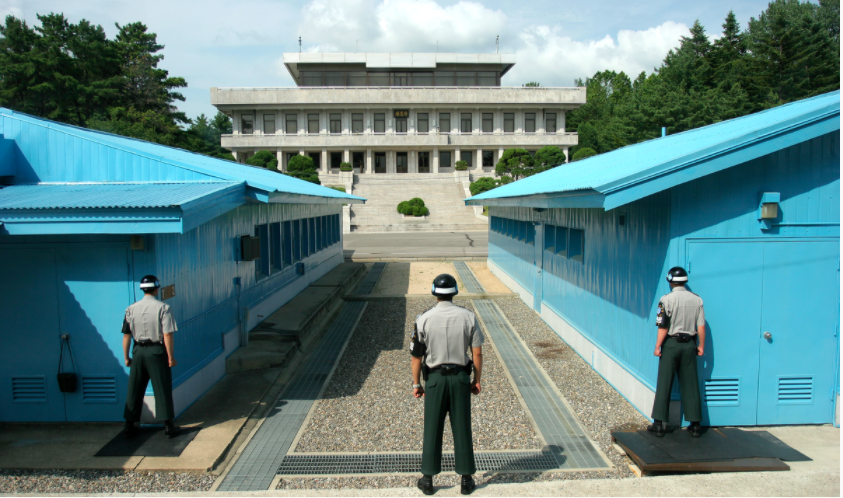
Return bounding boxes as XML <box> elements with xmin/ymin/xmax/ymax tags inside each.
<box><xmin>140</xmin><ymin>275</ymin><xmax>161</xmax><ymax>290</ymax></box>
<box><xmin>431</xmin><ymin>274</ymin><xmax>459</xmax><ymax>297</ymax></box>
<box><xmin>666</xmin><ymin>267</ymin><xmax>688</xmax><ymax>284</ymax></box>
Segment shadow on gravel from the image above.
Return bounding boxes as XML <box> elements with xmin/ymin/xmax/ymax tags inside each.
<box><xmin>321</xmin><ymin>273</ymin><xmax>410</xmax><ymax>398</ymax></box>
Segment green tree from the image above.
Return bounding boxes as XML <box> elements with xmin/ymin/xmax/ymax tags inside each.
<box><xmin>534</xmin><ymin>146</ymin><xmax>566</xmax><ymax>169</ymax></box>
<box><xmin>494</xmin><ymin>148</ymin><xmax>536</xmax><ymax>182</ymax></box>
<box><xmin>246</xmin><ymin>150</ymin><xmax>278</xmax><ymax>171</ymax></box>
<box><xmin>286</xmin><ymin>155</ymin><xmax>320</xmax><ymax>184</ymax></box>
<box><xmin>523</xmin><ymin>81</ymin><xmax>541</xmax><ymax>87</ymax></box>
<box><xmin>469</xmin><ymin>177</ymin><xmax>500</xmax><ymax>196</ymax></box>
<box><xmin>571</xmin><ymin>147</ymin><xmax>597</xmax><ymax>161</ymax></box>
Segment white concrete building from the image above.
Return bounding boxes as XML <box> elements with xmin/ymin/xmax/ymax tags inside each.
<box><xmin>211</xmin><ymin>53</ymin><xmax>586</xmax><ymax>232</ymax></box>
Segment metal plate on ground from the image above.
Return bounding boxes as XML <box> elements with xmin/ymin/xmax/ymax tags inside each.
<box><xmin>612</xmin><ymin>428</ymin><xmax>809</xmax><ymax>471</ymax></box>
<box><xmin>277</xmin><ymin>451</ymin><xmax>562</xmax><ymax>476</ymax></box>
<box><xmin>353</xmin><ymin>262</ymin><xmax>387</xmax><ymax>295</ymax></box>
<box><xmin>95</xmin><ymin>426</ymin><xmax>200</xmax><ymax>457</ymax></box>
<box><xmin>453</xmin><ymin>261</ymin><xmax>485</xmax><ymax>294</ymax></box>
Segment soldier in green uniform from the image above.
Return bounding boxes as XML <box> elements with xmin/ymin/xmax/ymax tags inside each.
<box><xmin>410</xmin><ymin>274</ymin><xmax>483</xmax><ymax>496</ymax></box>
<box><xmin>649</xmin><ymin>266</ymin><xmax>706</xmax><ymax>438</ymax></box>
<box><xmin>122</xmin><ymin>275</ymin><xmax>181</xmax><ymax>439</ymax></box>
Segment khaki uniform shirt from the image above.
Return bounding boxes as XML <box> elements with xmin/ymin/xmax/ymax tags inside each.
<box><xmin>410</xmin><ymin>301</ymin><xmax>484</xmax><ymax>368</ymax></box>
<box><xmin>122</xmin><ymin>294</ymin><xmax>178</xmax><ymax>343</ymax></box>
<box><xmin>656</xmin><ymin>286</ymin><xmax>705</xmax><ymax>336</ymax></box>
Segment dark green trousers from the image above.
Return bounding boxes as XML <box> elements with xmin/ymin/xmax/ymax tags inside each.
<box><xmin>651</xmin><ymin>337</ymin><xmax>702</xmax><ymax>423</ymax></box>
<box><xmin>124</xmin><ymin>344</ymin><xmax>175</xmax><ymax>422</ymax></box>
<box><xmin>422</xmin><ymin>371</ymin><xmax>476</xmax><ymax>476</ymax></box>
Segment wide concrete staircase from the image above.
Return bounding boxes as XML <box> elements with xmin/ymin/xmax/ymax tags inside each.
<box><xmin>350</xmin><ymin>174</ymin><xmax>488</xmax><ymax>232</ymax></box>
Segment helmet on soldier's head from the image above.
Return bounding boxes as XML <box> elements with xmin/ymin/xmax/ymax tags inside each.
<box><xmin>431</xmin><ymin>274</ymin><xmax>459</xmax><ymax>297</ymax></box>
<box><xmin>140</xmin><ymin>275</ymin><xmax>161</xmax><ymax>289</ymax></box>
<box><xmin>666</xmin><ymin>267</ymin><xmax>688</xmax><ymax>284</ymax></box>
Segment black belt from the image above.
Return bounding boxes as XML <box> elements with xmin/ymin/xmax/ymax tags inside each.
<box><xmin>429</xmin><ymin>363</ymin><xmax>472</xmax><ymax>375</ymax></box>
<box><xmin>135</xmin><ymin>340</ymin><xmax>163</xmax><ymax>347</ymax></box>
<box><xmin>668</xmin><ymin>333</ymin><xmax>696</xmax><ymax>343</ymax></box>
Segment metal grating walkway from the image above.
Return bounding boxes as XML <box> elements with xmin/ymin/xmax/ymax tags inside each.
<box><xmin>453</xmin><ymin>261</ymin><xmax>484</xmax><ymax>294</ymax></box>
<box><xmin>353</xmin><ymin>262</ymin><xmax>386</xmax><ymax>295</ymax></box>
<box><xmin>218</xmin><ymin>263</ymin><xmax>386</xmax><ymax>491</ymax></box>
<box><xmin>471</xmin><ymin>299</ymin><xmax>609</xmax><ymax>469</ymax></box>
<box><xmin>277</xmin><ymin>451</ymin><xmax>560</xmax><ymax>476</ymax></box>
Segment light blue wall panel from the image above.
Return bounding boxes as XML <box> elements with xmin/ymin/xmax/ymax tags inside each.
<box><xmin>154</xmin><ymin>202</ymin><xmax>343</xmax><ymax>389</ymax></box>
<box><xmin>670</xmin><ymin>132</ymin><xmax>840</xmax><ymax>264</ymax></box>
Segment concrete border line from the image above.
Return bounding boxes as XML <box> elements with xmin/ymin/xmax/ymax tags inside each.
<box><xmin>484</xmin><ymin>299</ymin><xmax>615</xmax><ymax>469</ymax></box>
<box><xmin>343</xmin><ymin>293</ymin><xmax>513</xmax><ymax>300</ymax></box>
<box><xmin>286</xmin><ymin>302</ymin><xmax>370</xmax><ymax>455</ymax></box>
<box><xmin>276</xmin><ymin>466</ymin><xmax>614</xmax><ymax>479</ymax></box>
<box><xmin>471</xmin><ymin>300</ymin><xmax>548</xmax><ymax>449</ymax></box>
<box><xmin>269</xmin><ymin>475</ymin><xmax>283</xmax><ymax>489</ymax></box>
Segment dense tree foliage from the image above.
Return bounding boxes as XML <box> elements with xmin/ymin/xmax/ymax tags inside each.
<box><xmin>566</xmin><ymin>0</ymin><xmax>840</xmax><ymax>158</ymax></box>
<box><xmin>246</xmin><ymin>150</ymin><xmax>278</xmax><ymax>170</ymax></box>
<box><xmin>286</xmin><ymin>155</ymin><xmax>320</xmax><ymax>184</ymax></box>
<box><xmin>469</xmin><ymin>177</ymin><xmax>502</xmax><ymax>196</ymax></box>
<box><xmin>0</xmin><ymin>13</ymin><xmax>233</xmax><ymax>160</ymax></box>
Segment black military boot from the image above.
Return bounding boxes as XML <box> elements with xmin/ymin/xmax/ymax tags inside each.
<box><xmin>646</xmin><ymin>420</ymin><xmax>666</xmax><ymax>438</ymax></box>
<box><xmin>417</xmin><ymin>475</ymin><xmax>434</xmax><ymax>495</ymax></box>
<box><xmin>164</xmin><ymin>420</ymin><xmax>181</xmax><ymax>438</ymax></box>
<box><xmin>460</xmin><ymin>475</ymin><xmax>476</xmax><ymax>495</ymax></box>
<box><xmin>123</xmin><ymin>421</ymin><xmax>139</xmax><ymax>439</ymax></box>
<box><xmin>688</xmin><ymin>422</ymin><xmax>703</xmax><ymax>438</ymax></box>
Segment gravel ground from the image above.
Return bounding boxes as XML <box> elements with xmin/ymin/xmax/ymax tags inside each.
<box><xmin>0</xmin><ymin>469</ymin><xmax>214</xmax><ymax>494</ymax></box>
<box><xmin>493</xmin><ymin>297</ymin><xmax>649</xmax><ymax>479</ymax></box>
<box><xmin>294</xmin><ymin>298</ymin><xmax>540</xmax><ymax>452</ymax></box>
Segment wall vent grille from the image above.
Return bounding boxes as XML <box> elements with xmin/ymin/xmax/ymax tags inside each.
<box><xmin>704</xmin><ymin>378</ymin><xmax>740</xmax><ymax>406</ymax></box>
<box><xmin>777</xmin><ymin>376</ymin><xmax>813</xmax><ymax>404</ymax></box>
<box><xmin>82</xmin><ymin>376</ymin><xmax>117</xmax><ymax>404</ymax></box>
<box><xmin>12</xmin><ymin>376</ymin><xmax>46</xmax><ymax>403</ymax></box>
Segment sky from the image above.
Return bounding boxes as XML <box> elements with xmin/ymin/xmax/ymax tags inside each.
<box><xmin>1</xmin><ymin>0</ymin><xmax>779</xmax><ymax>120</ymax></box>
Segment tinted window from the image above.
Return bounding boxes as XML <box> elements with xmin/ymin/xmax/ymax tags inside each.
<box><xmin>413</xmin><ymin>72</ymin><xmax>433</xmax><ymax>86</ymax></box>
<box><xmin>482</xmin><ymin>150</ymin><xmax>494</xmax><ymax>167</ymax></box>
<box><xmin>546</xmin><ymin>113</ymin><xmax>557</xmax><ymax>134</ymax></box>
<box><xmin>461</xmin><ymin>113</ymin><xmax>472</xmax><ymax>133</ymax></box>
<box><xmin>374</xmin><ymin>113</ymin><xmax>385</xmax><ymax>133</ymax></box>
<box><xmin>241</xmin><ymin>116</ymin><xmax>253</xmax><ymax>135</ymax></box>
<box><xmin>440</xmin><ymin>151</ymin><xmax>451</xmax><ymax>168</ymax></box>
<box><xmin>434</xmin><ymin>71</ymin><xmax>454</xmax><ymax>86</ymax></box>
<box><xmin>330</xmin><ymin>113</ymin><xmax>341</xmax><ymax>134</ymax></box>
<box><xmin>439</xmin><ymin>113</ymin><xmax>450</xmax><ymax>133</ymax></box>
<box><xmin>264</xmin><ymin>115</ymin><xmax>276</xmax><ymax>134</ymax></box>
<box><xmin>544</xmin><ymin>224</ymin><xmax>555</xmax><ymax>252</ymax></box>
<box><xmin>569</xmin><ymin>229</ymin><xmax>584</xmax><ymax>262</ymax></box>
<box><xmin>352</xmin><ymin>113</ymin><xmax>363</xmax><ymax>133</ymax></box>
<box><xmin>417</xmin><ymin>113</ymin><xmax>429</xmax><ymax>133</ymax></box>
<box><xmin>285</xmin><ymin>114</ymin><xmax>297</xmax><ymax>134</ymax></box>
<box><xmin>308</xmin><ymin>114</ymin><xmax>319</xmax><ymax>134</ymax></box>
<box><xmin>482</xmin><ymin>113</ymin><xmax>493</xmax><ymax>133</ymax></box>
<box><xmin>525</xmin><ymin>113</ymin><xmax>536</xmax><ymax>133</ymax></box>
<box><xmin>555</xmin><ymin>226</ymin><xmax>568</xmax><ymax>257</ymax></box>
<box><xmin>503</xmin><ymin>113</ymin><xmax>514</xmax><ymax>133</ymax></box>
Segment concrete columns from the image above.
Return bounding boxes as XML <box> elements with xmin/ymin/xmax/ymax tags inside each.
<box><xmin>343</xmin><ymin>149</ymin><xmax>350</xmax><ymax>163</ymax></box>
<box><xmin>433</xmin><ymin>147</ymin><xmax>439</xmax><ymax>174</ymax></box>
<box><xmin>232</xmin><ymin>112</ymin><xmax>240</xmax><ymax>135</ymax></box>
<box><xmin>365</xmin><ymin>148</ymin><xmax>372</xmax><ymax>174</ymax></box>
<box><xmin>321</xmin><ymin>149</ymin><xmax>328</xmax><ymax>173</ymax></box>
<box><xmin>455</xmin><ymin>149</ymin><xmax>461</xmax><ymax>164</ymax></box>
<box><xmin>276</xmin><ymin>149</ymin><xmax>285</xmax><ymax>173</ymax></box>
<box><xmin>563</xmin><ymin>146</ymin><xmax>569</xmax><ymax>163</ymax></box>
<box><xmin>231</xmin><ymin>150</ymin><xmax>239</xmax><ymax>162</ymax></box>
<box><xmin>476</xmin><ymin>149</ymin><xmax>483</xmax><ymax>171</ymax></box>
<box><xmin>499</xmin><ymin>147</ymin><xmax>505</xmax><ymax>166</ymax></box>
<box><xmin>560</xmin><ymin>110</ymin><xmax>566</xmax><ymax>133</ymax></box>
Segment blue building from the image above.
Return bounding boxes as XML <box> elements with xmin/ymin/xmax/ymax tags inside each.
<box><xmin>0</xmin><ymin>109</ymin><xmax>364</xmax><ymax>422</ymax></box>
<box><xmin>468</xmin><ymin>91</ymin><xmax>840</xmax><ymax>427</ymax></box>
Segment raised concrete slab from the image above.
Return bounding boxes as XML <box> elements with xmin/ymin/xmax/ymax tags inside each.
<box><xmin>309</xmin><ymin>262</ymin><xmax>366</xmax><ymax>295</ymax></box>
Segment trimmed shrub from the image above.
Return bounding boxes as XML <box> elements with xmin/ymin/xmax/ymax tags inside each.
<box><xmin>339</xmin><ymin>161</ymin><xmax>352</xmax><ymax>171</ymax></box>
<box><xmin>286</xmin><ymin>155</ymin><xmax>320</xmax><ymax>184</ymax></box>
<box><xmin>246</xmin><ymin>150</ymin><xmax>278</xmax><ymax>171</ymax></box>
<box><xmin>469</xmin><ymin>177</ymin><xmax>500</xmax><ymax>196</ymax></box>
<box><xmin>571</xmin><ymin>147</ymin><xmax>597</xmax><ymax>161</ymax></box>
<box><xmin>397</xmin><ymin>197</ymin><xmax>429</xmax><ymax>216</ymax></box>
<box><xmin>454</xmin><ymin>160</ymin><xmax>468</xmax><ymax>171</ymax></box>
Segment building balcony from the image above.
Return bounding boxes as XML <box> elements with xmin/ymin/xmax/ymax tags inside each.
<box><xmin>211</xmin><ymin>86</ymin><xmax>586</xmax><ymax>108</ymax></box>
<box><xmin>221</xmin><ymin>132</ymin><xmax>579</xmax><ymax>150</ymax></box>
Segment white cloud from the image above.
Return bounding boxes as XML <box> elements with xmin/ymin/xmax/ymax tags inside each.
<box><xmin>508</xmin><ymin>21</ymin><xmax>690</xmax><ymax>87</ymax></box>
<box><xmin>297</xmin><ymin>0</ymin><xmax>508</xmax><ymax>53</ymax></box>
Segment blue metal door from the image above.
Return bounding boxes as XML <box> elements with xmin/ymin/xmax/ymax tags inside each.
<box><xmin>756</xmin><ymin>241</ymin><xmax>839</xmax><ymax>424</ymax></box>
<box><xmin>688</xmin><ymin>242</ymin><xmax>762</xmax><ymax>426</ymax></box>
<box><xmin>533</xmin><ymin>223</ymin><xmax>543</xmax><ymax>312</ymax></box>
<box><xmin>57</xmin><ymin>246</ymin><xmax>133</xmax><ymax>422</ymax></box>
<box><xmin>0</xmin><ymin>248</ymin><xmax>66</xmax><ymax>422</ymax></box>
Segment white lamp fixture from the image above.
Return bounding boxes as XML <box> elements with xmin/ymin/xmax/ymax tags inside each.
<box><xmin>757</xmin><ymin>192</ymin><xmax>780</xmax><ymax>230</ymax></box>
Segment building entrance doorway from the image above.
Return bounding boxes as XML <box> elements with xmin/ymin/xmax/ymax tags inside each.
<box><xmin>396</xmin><ymin>152</ymin><xmax>408</xmax><ymax>173</ymax></box>
<box><xmin>308</xmin><ymin>153</ymin><xmax>321</xmax><ymax>170</ymax></box>
<box><xmin>352</xmin><ymin>152</ymin><xmax>364</xmax><ymax>172</ymax></box>
<box><xmin>418</xmin><ymin>152</ymin><xmax>430</xmax><ymax>173</ymax></box>
<box><xmin>374</xmin><ymin>152</ymin><xmax>386</xmax><ymax>173</ymax></box>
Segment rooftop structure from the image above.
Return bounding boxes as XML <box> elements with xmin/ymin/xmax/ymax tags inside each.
<box><xmin>212</xmin><ymin>52</ymin><xmax>585</xmax><ymax>232</ymax></box>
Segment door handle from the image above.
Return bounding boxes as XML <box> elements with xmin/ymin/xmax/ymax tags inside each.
<box><xmin>763</xmin><ymin>331</ymin><xmax>772</xmax><ymax>340</ymax></box>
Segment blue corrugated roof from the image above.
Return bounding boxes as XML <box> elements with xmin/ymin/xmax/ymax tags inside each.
<box><xmin>468</xmin><ymin>91</ymin><xmax>840</xmax><ymax>208</ymax></box>
<box><xmin>0</xmin><ymin>108</ymin><xmax>365</xmax><ymax>203</ymax></box>
<box><xmin>0</xmin><ymin>182</ymin><xmax>241</xmax><ymax>209</ymax></box>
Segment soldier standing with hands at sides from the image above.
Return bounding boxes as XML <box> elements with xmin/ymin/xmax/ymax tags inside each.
<box><xmin>410</xmin><ymin>274</ymin><xmax>484</xmax><ymax>496</ymax></box>
<box><xmin>649</xmin><ymin>267</ymin><xmax>706</xmax><ymax>438</ymax></box>
<box><xmin>122</xmin><ymin>275</ymin><xmax>181</xmax><ymax>439</ymax></box>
